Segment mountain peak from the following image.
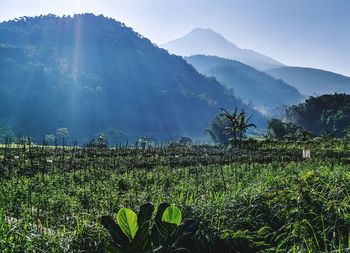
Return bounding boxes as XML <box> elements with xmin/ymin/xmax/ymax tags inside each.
<box><xmin>189</xmin><ymin>27</ymin><xmax>222</xmax><ymax>36</ymax></box>
<box><xmin>170</xmin><ymin>27</ymin><xmax>237</xmax><ymax>48</ymax></box>
<box><xmin>191</xmin><ymin>27</ymin><xmax>214</xmax><ymax>32</ymax></box>
<box><xmin>161</xmin><ymin>28</ymin><xmax>283</xmax><ymax>71</ymax></box>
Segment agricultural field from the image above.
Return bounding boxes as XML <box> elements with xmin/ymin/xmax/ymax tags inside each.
<box><xmin>0</xmin><ymin>140</ymin><xmax>349</xmax><ymax>252</ymax></box>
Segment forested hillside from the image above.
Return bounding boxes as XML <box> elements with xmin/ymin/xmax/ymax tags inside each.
<box><xmin>287</xmin><ymin>94</ymin><xmax>350</xmax><ymax>137</ymax></box>
<box><xmin>186</xmin><ymin>55</ymin><xmax>304</xmax><ymax>114</ymax></box>
<box><xmin>0</xmin><ymin>14</ymin><xmax>265</xmax><ymax>142</ymax></box>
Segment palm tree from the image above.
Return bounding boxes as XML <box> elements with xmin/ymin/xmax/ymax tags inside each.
<box><xmin>220</xmin><ymin>108</ymin><xmax>256</xmax><ymax>147</ymax></box>
<box><xmin>220</xmin><ymin>107</ymin><xmax>240</xmax><ymax>143</ymax></box>
<box><xmin>237</xmin><ymin>110</ymin><xmax>256</xmax><ymax>147</ymax></box>
<box><xmin>206</xmin><ymin>108</ymin><xmax>256</xmax><ymax>146</ymax></box>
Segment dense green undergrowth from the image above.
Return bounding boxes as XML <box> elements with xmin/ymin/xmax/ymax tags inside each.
<box><xmin>0</xmin><ymin>142</ymin><xmax>349</xmax><ymax>252</ymax></box>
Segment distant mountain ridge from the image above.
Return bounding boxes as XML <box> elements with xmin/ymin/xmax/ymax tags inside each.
<box><xmin>162</xmin><ymin>28</ymin><xmax>350</xmax><ymax>97</ymax></box>
<box><xmin>266</xmin><ymin>66</ymin><xmax>350</xmax><ymax>95</ymax></box>
<box><xmin>185</xmin><ymin>55</ymin><xmax>304</xmax><ymax>115</ymax></box>
<box><xmin>0</xmin><ymin>14</ymin><xmax>265</xmax><ymax>142</ymax></box>
<box><xmin>161</xmin><ymin>28</ymin><xmax>284</xmax><ymax>71</ymax></box>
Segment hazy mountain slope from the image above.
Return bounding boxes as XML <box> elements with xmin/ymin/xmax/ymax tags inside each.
<box><xmin>266</xmin><ymin>67</ymin><xmax>350</xmax><ymax>95</ymax></box>
<box><xmin>161</xmin><ymin>28</ymin><xmax>283</xmax><ymax>71</ymax></box>
<box><xmin>0</xmin><ymin>14</ymin><xmax>265</xmax><ymax>142</ymax></box>
<box><xmin>185</xmin><ymin>55</ymin><xmax>304</xmax><ymax>114</ymax></box>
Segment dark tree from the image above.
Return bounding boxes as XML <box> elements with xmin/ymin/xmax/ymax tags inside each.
<box><xmin>287</xmin><ymin>94</ymin><xmax>350</xmax><ymax>137</ymax></box>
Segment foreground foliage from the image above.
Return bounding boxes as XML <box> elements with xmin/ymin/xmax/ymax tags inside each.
<box><xmin>0</xmin><ymin>141</ymin><xmax>349</xmax><ymax>252</ymax></box>
<box><xmin>101</xmin><ymin>203</ymin><xmax>198</xmax><ymax>252</ymax></box>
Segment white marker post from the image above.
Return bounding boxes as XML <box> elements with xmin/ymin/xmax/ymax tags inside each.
<box><xmin>302</xmin><ymin>149</ymin><xmax>311</xmax><ymax>160</ymax></box>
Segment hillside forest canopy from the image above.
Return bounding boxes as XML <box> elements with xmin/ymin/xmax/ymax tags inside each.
<box><xmin>286</xmin><ymin>94</ymin><xmax>350</xmax><ymax>138</ymax></box>
<box><xmin>0</xmin><ymin>14</ymin><xmax>266</xmax><ymax>143</ymax></box>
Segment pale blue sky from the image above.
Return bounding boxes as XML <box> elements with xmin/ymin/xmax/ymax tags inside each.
<box><xmin>0</xmin><ymin>0</ymin><xmax>349</xmax><ymax>75</ymax></box>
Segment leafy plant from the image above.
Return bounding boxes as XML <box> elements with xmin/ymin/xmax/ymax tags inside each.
<box><xmin>101</xmin><ymin>202</ymin><xmax>198</xmax><ymax>253</ymax></box>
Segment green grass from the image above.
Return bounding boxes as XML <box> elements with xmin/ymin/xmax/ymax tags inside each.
<box><xmin>0</xmin><ymin>141</ymin><xmax>349</xmax><ymax>252</ymax></box>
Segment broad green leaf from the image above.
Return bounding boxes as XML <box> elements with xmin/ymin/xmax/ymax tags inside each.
<box><xmin>132</xmin><ymin>221</ymin><xmax>152</xmax><ymax>252</ymax></box>
<box><xmin>161</xmin><ymin>206</ymin><xmax>182</xmax><ymax>226</ymax></box>
<box><xmin>116</xmin><ymin>208</ymin><xmax>138</xmax><ymax>240</ymax></box>
<box><xmin>152</xmin><ymin>202</ymin><xmax>171</xmax><ymax>247</ymax></box>
<box><xmin>100</xmin><ymin>215</ymin><xmax>129</xmax><ymax>247</ymax></box>
<box><xmin>138</xmin><ymin>202</ymin><xmax>154</xmax><ymax>226</ymax></box>
<box><xmin>155</xmin><ymin>203</ymin><xmax>170</xmax><ymax>222</ymax></box>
